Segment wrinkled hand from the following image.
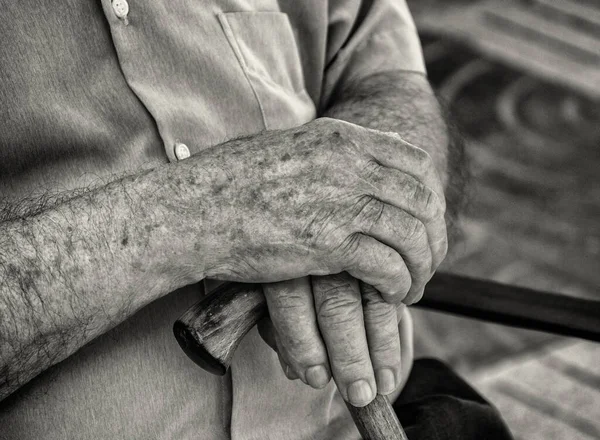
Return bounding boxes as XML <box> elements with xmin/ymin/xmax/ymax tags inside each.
<box><xmin>248</xmin><ymin>120</ymin><xmax>447</xmax><ymax>406</ymax></box>
<box><xmin>259</xmin><ymin>273</ymin><xmax>410</xmax><ymax>407</ymax></box>
<box><xmin>198</xmin><ymin>117</ymin><xmax>446</xmax><ymax>303</ymax></box>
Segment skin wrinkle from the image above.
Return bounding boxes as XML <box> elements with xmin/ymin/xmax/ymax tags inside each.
<box><xmin>0</xmin><ymin>165</ymin><xmax>191</xmax><ymax>400</ymax></box>
<box><xmin>260</xmin><ymin>69</ymin><xmax>465</xmax><ymax>404</ymax></box>
<box><xmin>325</xmin><ymin>69</ymin><xmax>469</xmax><ymax>249</ymax></box>
<box><xmin>0</xmin><ymin>69</ymin><xmax>465</xmax><ymax>407</ymax></box>
<box><xmin>325</xmin><ymin>70</ymin><xmax>449</xmax><ymax>183</ymax></box>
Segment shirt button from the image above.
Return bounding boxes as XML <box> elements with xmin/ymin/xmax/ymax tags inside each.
<box><xmin>112</xmin><ymin>0</ymin><xmax>129</xmax><ymax>19</ymax></box>
<box><xmin>174</xmin><ymin>142</ymin><xmax>191</xmax><ymax>160</ymax></box>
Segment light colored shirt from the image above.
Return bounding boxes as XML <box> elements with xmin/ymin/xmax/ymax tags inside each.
<box><xmin>0</xmin><ymin>0</ymin><xmax>425</xmax><ymax>438</ymax></box>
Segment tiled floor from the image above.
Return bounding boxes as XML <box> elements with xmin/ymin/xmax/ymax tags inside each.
<box><xmin>474</xmin><ymin>341</ymin><xmax>600</xmax><ymax>440</ymax></box>
<box><xmin>407</xmin><ymin>1</ymin><xmax>600</xmax><ymax>438</ymax></box>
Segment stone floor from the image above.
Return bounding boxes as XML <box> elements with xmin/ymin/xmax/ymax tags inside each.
<box><xmin>407</xmin><ymin>1</ymin><xmax>600</xmax><ymax>438</ymax></box>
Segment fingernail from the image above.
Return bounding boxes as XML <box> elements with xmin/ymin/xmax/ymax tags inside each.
<box><xmin>376</xmin><ymin>368</ymin><xmax>396</xmax><ymax>395</ymax></box>
<box><xmin>305</xmin><ymin>365</ymin><xmax>330</xmax><ymax>389</ymax></box>
<box><xmin>347</xmin><ymin>380</ymin><xmax>374</xmax><ymax>407</ymax></box>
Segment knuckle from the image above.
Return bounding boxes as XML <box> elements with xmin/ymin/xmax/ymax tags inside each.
<box><xmin>274</xmin><ymin>331</ymin><xmax>323</xmax><ymax>363</ymax></box>
<box><xmin>407</xmin><ymin>257</ymin><xmax>432</xmax><ymax>289</ymax></box>
<box><xmin>355</xmin><ymin>197</ymin><xmax>384</xmax><ymax>232</ymax></box>
<box><xmin>359</xmin><ymin>281</ymin><xmax>381</xmax><ymax>297</ymax></box>
<box><xmin>419</xmin><ymin>186</ymin><xmax>442</xmax><ymax>221</ymax></box>
<box><xmin>335</xmin><ymin>231</ymin><xmax>362</xmax><ymax>264</ymax></box>
<box><xmin>361</xmin><ymin>289</ymin><xmax>386</xmax><ymax>308</ymax></box>
<box><xmin>330</xmin><ymin>353</ymin><xmax>371</xmax><ymax>373</ymax></box>
<box><xmin>362</xmin><ymin>159</ymin><xmax>382</xmax><ymax>183</ymax></box>
<box><xmin>317</xmin><ymin>293</ymin><xmax>362</xmax><ymax>321</ymax></box>
<box><xmin>284</xmin><ymin>342</ymin><xmax>322</xmax><ymax>365</ymax></box>
<box><xmin>368</xmin><ymin>245</ymin><xmax>397</xmax><ymax>273</ymax></box>
<box><xmin>268</xmin><ymin>292</ymin><xmax>309</xmax><ymax>312</ymax></box>
<box><xmin>370</xmin><ymin>335</ymin><xmax>400</xmax><ymax>356</ymax></box>
<box><xmin>387</xmin><ymin>265</ymin><xmax>411</xmax><ymax>298</ymax></box>
<box><xmin>403</xmin><ymin>217</ymin><xmax>427</xmax><ymax>245</ymax></box>
<box><xmin>363</xmin><ymin>302</ymin><xmax>396</xmax><ymax>323</ymax></box>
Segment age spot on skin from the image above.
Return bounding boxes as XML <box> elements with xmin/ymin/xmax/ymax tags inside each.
<box><xmin>212</xmin><ymin>184</ymin><xmax>226</xmax><ymax>195</ymax></box>
<box><xmin>293</xmin><ymin>130</ymin><xmax>307</xmax><ymax>139</ymax></box>
<box><xmin>280</xmin><ymin>153</ymin><xmax>291</xmax><ymax>162</ymax></box>
<box><xmin>278</xmin><ymin>188</ymin><xmax>297</xmax><ymax>202</ymax></box>
<box><xmin>227</xmin><ymin>227</ymin><xmax>244</xmax><ymax>241</ymax></box>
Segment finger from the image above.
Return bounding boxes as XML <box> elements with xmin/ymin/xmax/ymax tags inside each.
<box><xmin>361</xmin><ymin>282</ymin><xmax>402</xmax><ymax>396</ymax></box>
<box><xmin>405</xmin><ymin>286</ymin><xmax>426</xmax><ymax>306</ymax></box>
<box><xmin>262</xmin><ymin>277</ymin><xmax>331</xmax><ymax>389</ymax></box>
<box><xmin>367</xmin><ymin>164</ymin><xmax>443</xmax><ymax>223</ymax></box>
<box><xmin>343</xmin><ymin>233</ymin><xmax>411</xmax><ymax>304</ymax></box>
<box><xmin>368</xmin><ymin>165</ymin><xmax>448</xmax><ymax>269</ymax></box>
<box><xmin>275</xmin><ymin>331</ymin><xmax>301</xmax><ymax>380</ymax></box>
<box><xmin>352</xmin><ymin>198</ymin><xmax>432</xmax><ymax>304</ymax></box>
<box><xmin>312</xmin><ymin>273</ymin><xmax>376</xmax><ymax>407</ymax></box>
<box><xmin>365</xmin><ymin>131</ymin><xmax>446</xmax><ymax>211</ymax></box>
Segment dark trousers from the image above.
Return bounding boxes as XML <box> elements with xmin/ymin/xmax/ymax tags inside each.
<box><xmin>393</xmin><ymin>359</ymin><xmax>514</xmax><ymax>440</ymax></box>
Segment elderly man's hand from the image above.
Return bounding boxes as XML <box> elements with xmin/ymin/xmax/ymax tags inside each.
<box><xmin>246</xmin><ymin>120</ymin><xmax>448</xmax><ymax>407</ymax></box>
<box><xmin>199</xmin><ymin>118</ymin><xmax>446</xmax><ymax>303</ymax></box>
<box><xmin>259</xmin><ymin>274</ymin><xmax>411</xmax><ymax>407</ymax></box>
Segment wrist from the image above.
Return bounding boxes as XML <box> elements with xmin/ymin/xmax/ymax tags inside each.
<box><xmin>324</xmin><ymin>71</ymin><xmax>450</xmax><ymax>193</ymax></box>
<box><xmin>131</xmin><ymin>161</ymin><xmax>213</xmax><ymax>298</ymax></box>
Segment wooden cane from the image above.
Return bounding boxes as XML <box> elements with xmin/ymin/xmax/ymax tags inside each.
<box><xmin>173</xmin><ymin>282</ymin><xmax>409</xmax><ymax>440</ymax></box>
<box><xmin>418</xmin><ymin>273</ymin><xmax>600</xmax><ymax>342</ymax></box>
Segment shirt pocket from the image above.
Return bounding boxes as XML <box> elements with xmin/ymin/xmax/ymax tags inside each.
<box><xmin>218</xmin><ymin>12</ymin><xmax>316</xmax><ymax>130</ymax></box>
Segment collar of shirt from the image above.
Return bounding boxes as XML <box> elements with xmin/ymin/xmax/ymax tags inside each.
<box><xmin>0</xmin><ymin>0</ymin><xmax>424</xmax><ymax>438</ymax></box>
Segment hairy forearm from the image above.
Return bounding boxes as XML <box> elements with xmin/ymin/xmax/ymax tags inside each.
<box><xmin>0</xmin><ymin>162</ymin><xmax>210</xmax><ymax>400</ymax></box>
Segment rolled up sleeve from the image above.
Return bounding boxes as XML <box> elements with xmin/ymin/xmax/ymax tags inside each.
<box><xmin>321</xmin><ymin>0</ymin><xmax>425</xmax><ymax>108</ymax></box>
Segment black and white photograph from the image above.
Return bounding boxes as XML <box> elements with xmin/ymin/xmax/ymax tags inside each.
<box><xmin>1</xmin><ymin>0</ymin><xmax>599</xmax><ymax>439</ymax></box>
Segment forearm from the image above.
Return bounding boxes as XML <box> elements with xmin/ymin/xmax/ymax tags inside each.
<box><xmin>0</xmin><ymin>161</ymin><xmax>210</xmax><ymax>400</ymax></box>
